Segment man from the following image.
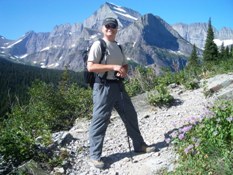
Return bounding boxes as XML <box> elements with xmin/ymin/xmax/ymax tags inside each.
<box><xmin>87</xmin><ymin>17</ymin><xmax>156</xmax><ymax>169</ymax></box>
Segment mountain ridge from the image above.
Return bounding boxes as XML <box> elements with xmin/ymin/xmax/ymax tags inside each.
<box><xmin>172</xmin><ymin>22</ymin><xmax>233</xmax><ymax>49</ymax></box>
<box><xmin>0</xmin><ymin>2</ymin><xmax>232</xmax><ymax>73</ymax></box>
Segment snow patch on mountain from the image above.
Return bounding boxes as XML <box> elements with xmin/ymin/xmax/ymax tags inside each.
<box><xmin>40</xmin><ymin>47</ymin><xmax>50</xmax><ymax>52</ymax></box>
<box><xmin>41</xmin><ymin>62</ymin><xmax>59</xmax><ymax>69</ymax></box>
<box><xmin>114</xmin><ymin>11</ymin><xmax>138</xmax><ymax>20</ymax></box>
<box><xmin>214</xmin><ymin>39</ymin><xmax>233</xmax><ymax>47</ymax></box>
<box><xmin>107</xmin><ymin>2</ymin><xmax>139</xmax><ymax>21</ymax></box>
<box><xmin>6</xmin><ymin>39</ymin><xmax>23</xmax><ymax>48</ymax></box>
<box><xmin>20</xmin><ymin>54</ymin><xmax>28</xmax><ymax>59</ymax></box>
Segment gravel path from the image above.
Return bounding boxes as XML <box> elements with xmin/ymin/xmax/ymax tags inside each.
<box><xmin>59</xmin><ymin>85</ymin><xmax>213</xmax><ymax>175</ymax></box>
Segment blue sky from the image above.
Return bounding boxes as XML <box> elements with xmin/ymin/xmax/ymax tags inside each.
<box><xmin>0</xmin><ymin>0</ymin><xmax>232</xmax><ymax>40</ymax></box>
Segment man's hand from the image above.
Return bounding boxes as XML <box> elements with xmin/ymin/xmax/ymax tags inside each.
<box><xmin>114</xmin><ymin>65</ymin><xmax>128</xmax><ymax>78</ymax></box>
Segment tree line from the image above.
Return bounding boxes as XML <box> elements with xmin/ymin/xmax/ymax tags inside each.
<box><xmin>0</xmin><ymin>56</ymin><xmax>84</xmax><ymax>118</ymax></box>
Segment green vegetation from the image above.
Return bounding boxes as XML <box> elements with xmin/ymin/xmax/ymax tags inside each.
<box><xmin>0</xmin><ymin>71</ymin><xmax>92</xmax><ymax>166</ymax></box>
<box><xmin>167</xmin><ymin>100</ymin><xmax>233</xmax><ymax>175</ymax></box>
<box><xmin>0</xmin><ymin>55</ymin><xmax>84</xmax><ymax>118</ymax></box>
<box><xmin>203</xmin><ymin>18</ymin><xmax>219</xmax><ymax>62</ymax></box>
<box><xmin>0</xmin><ymin>19</ymin><xmax>233</xmax><ymax>174</ymax></box>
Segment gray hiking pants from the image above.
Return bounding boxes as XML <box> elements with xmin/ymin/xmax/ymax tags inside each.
<box><xmin>89</xmin><ymin>82</ymin><xmax>146</xmax><ymax>160</ymax></box>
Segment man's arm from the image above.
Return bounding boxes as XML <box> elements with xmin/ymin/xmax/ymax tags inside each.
<box><xmin>87</xmin><ymin>61</ymin><xmax>122</xmax><ymax>73</ymax></box>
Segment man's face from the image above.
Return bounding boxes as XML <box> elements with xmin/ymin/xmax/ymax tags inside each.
<box><xmin>102</xmin><ymin>24</ymin><xmax>118</xmax><ymax>37</ymax></box>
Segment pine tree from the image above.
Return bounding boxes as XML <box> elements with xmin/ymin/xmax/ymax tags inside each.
<box><xmin>203</xmin><ymin>18</ymin><xmax>218</xmax><ymax>62</ymax></box>
<box><xmin>224</xmin><ymin>46</ymin><xmax>230</xmax><ymax>59</ymax></box>
<box><xmin>59</xmin><ymin>65</ymin><xmax>70</xmax><ymax>95</ymax></box>
<box><xmin>187</xmin><ymin>44</ymin><xmax>199</xmax><ymax>69</ymax></box>
<box><xmin>219</xmin><ymin>42</ymin><xmax>225</xmax><ymax>59</ymax></box>
<box><xmin>231</xmin><ymin>45</ymin><xmax>233</xmax><ymax>59</ymax></box>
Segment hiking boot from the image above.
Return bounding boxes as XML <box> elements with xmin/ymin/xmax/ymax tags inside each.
<box><xmin>90</xmin><ymin>158</ymin><xmax>105</xmax><ymax>169</ymax></box>
<box><xmin>135</xmin><ymin>145</ymin><xmax>158</xmax><ymax>153</ymax></box>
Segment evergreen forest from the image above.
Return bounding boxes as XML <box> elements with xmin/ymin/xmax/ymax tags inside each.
<box><xmin>0</xmin><ymin>54</ymin><xmax>84</xmax><ymax>118</ymax></box>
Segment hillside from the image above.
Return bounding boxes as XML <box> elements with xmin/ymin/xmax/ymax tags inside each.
<box><xmin>0</xmin><ymin>54</ymin><xmax>83</xmax><ymax>117</ymax></box>
<box><xmin>12</xmin><ymin>72</ymin><xmax>232</xmax><ymax>174</ymax></box>
<box><xmin>53</xmin><ymin>73</ymin><xmax>233</xmax><ymax>174</ymax></box>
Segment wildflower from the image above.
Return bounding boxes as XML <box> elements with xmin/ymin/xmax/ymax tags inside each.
<box><xmin>165</xmin><ymin>138</ymin><xmax>171</xmax><ymax>144</ymax></box>
<box><xmin>204</xmin><ymin>110</ymin><xmax>215</xmax><ymax>119</ymax></box>
<box><xmin>226</xmin><ymin>116</ymin><xmax>233</xmax><ymax>122</ymax></box>
<box><xmin>188</xmin><ymin>116</ymin><xmax>198</xmax><ymax>125</ymax></box>
<box><xmin>180</xmin><ymin>125</ymin><xmax>193</xmax><ymax>133</ymax></box>
<box><xmin>197</xmin><ymin>115</ymin><xmax>205</xmax><ymax>122</ymax></box>
<box><xmin>184</xmin><ymin>144</ymin><xmax>194</xmax><ymax>154</ymax></box>
<box><xmin>170</xmin><ymin>131</ymin><xmax>178</xmax><ymax>138</ymax></box>
<box><xmin>213</xmin><ymin>131</ymin><xmax>218</xmax><ymax>136</ymax></box>
<box><xmin>178</xmin><ymin>133</ymin><xmax>185</xmax><ymax>140</ymax></box>
<box><xmin>191</xmin><ymin>137</ymin><xmax>200</xmax><ymax>143</ymax></box>
<box><xmin>188</xmin><ymin>115</ymin><xmax>204</xmax><ymax>125</ymax></box>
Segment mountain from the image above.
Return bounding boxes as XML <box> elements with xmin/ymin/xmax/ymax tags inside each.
<box><xmin>0</xmin><ymin>35</ymin><xmax>11</xmax><ymax>46</ymax></box>
<box><xmin>83</xmin><ymin>2</ymin><xmax>141</xmax><ymax>30</ymax></box>
<box><xmin>2</xmin><ymin>2</ymin><xmax>232</xmax><ymax>74</ymax></box>
<box><xmin>172</xmin><ymin>23</ymin><xmax>233</xmax><ymax>49</ymax></box>
<box><xmin>116</xmin><ymin>13</ymin><xmax>195</xmax><ymax>73</ymax></box>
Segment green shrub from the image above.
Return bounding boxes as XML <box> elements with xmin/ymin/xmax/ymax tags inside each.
<box><xmin>0</xmin><ymin>80</ymin><xmax>92</xmax><ymax>166</ymax></box>
<box><xmin>125</xmin><ymin>66</ymin><xmax>158</xmax><ymax>96</ymax></box>
<box><xmin>28</xmin><ymin>81</ymin><xmax>92</xmax><ymax>131</ymax></box>
<box><xmin>0</xmin><ymin>105</ymin><xmax>51</xmax><ymax>166</ymax></box>
<box><xmin>63</xmin><ymin>84</ymin><xmax>92</xmax><ymax>119</ymax></box>
<box><xmin>147</xmin><ymin>84</ymin><xmax>174</xmax><ymax>107</ymax></box>
<box><xmin>125</xmin><ymin>78</ymin><xmax>143</xmax><ymax>97</ymax></box>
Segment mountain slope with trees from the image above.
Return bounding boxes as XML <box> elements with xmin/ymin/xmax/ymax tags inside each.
<box><xmin>0</xmin><ymin>54</ymin><xmax>83</xmax><ymax>118</ymax></box>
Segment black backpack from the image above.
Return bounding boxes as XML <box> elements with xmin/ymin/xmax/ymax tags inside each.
<box><xmin>82</xmin><ymin>38</ymin><xmax>123</xmax><ymax>88</ymax></box>
<box><xmin>82</xmin><ymin>38</ymin><xmax>107</xmax><ymax>88</ymax></box>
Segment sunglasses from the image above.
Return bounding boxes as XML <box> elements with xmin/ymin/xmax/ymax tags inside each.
<box><xmin>105</xmin><ymin>24</ymin><xmax>117</xmax><ymax>29</ymax></box>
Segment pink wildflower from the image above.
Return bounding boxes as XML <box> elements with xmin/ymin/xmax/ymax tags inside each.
<box><xmin>184</xmin><ymin>144</ymin><xmax>194</xmax><ymax>154</ymax></box>
<box><xmin>178</xmin><ymin>133</ymin><xmax>185</xmax><ymax>140</ymax></box>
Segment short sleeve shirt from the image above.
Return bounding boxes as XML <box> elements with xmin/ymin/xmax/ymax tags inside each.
<box><xmin>88</xmin><ymin>38</ymin><xmax>127</xmax><ymax>80</ymax></box>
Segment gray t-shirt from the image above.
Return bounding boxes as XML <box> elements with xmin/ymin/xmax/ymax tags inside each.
<box><xmin>88</xmin><ymin>38</ymin><xmax>127</xmax><ymax>80</ymax></box>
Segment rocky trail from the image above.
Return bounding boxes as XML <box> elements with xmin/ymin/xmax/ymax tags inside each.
<box><xmin>56</xmin><ymin>83</ymin><xmax>214</xmax><ymax>175</ymax></box>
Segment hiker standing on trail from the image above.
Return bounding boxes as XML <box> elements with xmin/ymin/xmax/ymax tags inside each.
<box><xmin>87</xmin><ymin>17</ymin><xmax>156</xmax><ymax>169</ymax></box>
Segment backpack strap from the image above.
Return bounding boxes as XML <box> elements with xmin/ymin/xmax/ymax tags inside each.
<box><xmin>98</xmin><ymin>38</ymin><xmax>107</xmax><ymax>64</ymax></box>
<box><xmin>117</xmin><ymin>42</ymin><xmax>123</xmax><ymax>53</ymax></box>
<box><xmin>97</xmin><ymin>38</ymin><xmax>108</xmax><ymax>80</ymax></box>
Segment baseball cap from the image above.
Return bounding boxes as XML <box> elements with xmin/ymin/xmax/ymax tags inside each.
<box><xmin>102</xmin><ymin>17</ymin><xmax>118</xmax><ymax>27</ymax></box>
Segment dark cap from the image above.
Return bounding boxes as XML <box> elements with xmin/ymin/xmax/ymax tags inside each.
<box><xmin>102</xmin><ymin>17</ymin><xmax>118</xmax><ymax>27</ymax></box>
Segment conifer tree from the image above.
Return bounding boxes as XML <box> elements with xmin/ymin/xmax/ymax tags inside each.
<box><xmin>203</xmin><ymin>18</ymin><xmax>218</xmax><ymax>62</ymax></box>
<box><xmin>187</xmin><ymin>44</ymin><xmax>199</xmax><ymax>68</ymax></box>
<box><xmin>231</xmin><ymin>45</ymin><xmax>233</xmax><ymax>59</ymax></box>
<box><xmin>224</xmin><ymin>46</ymin><xmax>230</xmax><ymax>59</ymax></box>
<box><xmin>219</xmin><ymin>42</ymin><xmax>225</xmax><ymax>59</ymax></box>
<box><xmin>59</xmin><ymin>65</ymin><xmax>70</xmax><ymax>95</ymax></box>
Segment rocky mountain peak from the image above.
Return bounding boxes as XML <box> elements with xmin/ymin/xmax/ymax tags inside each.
<box><xmin>83</xmin><ymin>2</ymin><xmax>141</xmax><ymax>30</ymax></box>
<box><xmin>0</xmin><ymin>35</ymin><xmax>12</xmax><ymax>47</ymax></box>
<box><xmin>172</xmin><ymin>22</ymin><xmax>233</xmax><ymax>49</ymax></box>
<box><xmin>218</xmin><ymin>27</ymin><xmax>233</xmax><ymax>40</ymax></box>
<box><xmin>137</xmin><ymin>14</ymin><xmax>183</xmax><ymax>50</ymax></box>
